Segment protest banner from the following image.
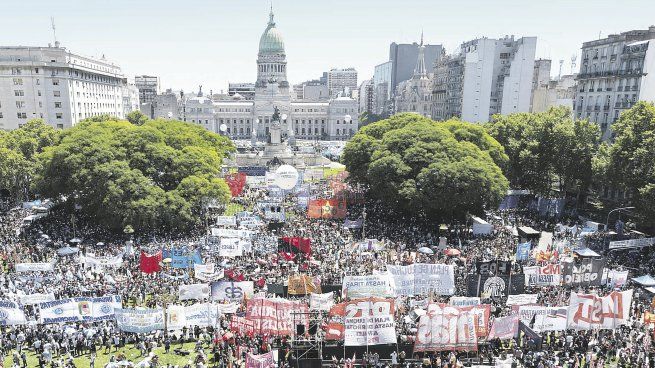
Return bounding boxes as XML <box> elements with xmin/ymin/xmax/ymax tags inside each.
<box><xmin>324</xmin><ymin>297</ymin><xmax>395</xmax><ymax>341</ymax></box>
<box><xmin>230</xmin><ymin>315</ymin><xmax>256</xmax><ymax>335</ymax></box>
<box><xmin>307</xmin><ymin>198</ymin><xmax>347</xmax><ymax>219</ymax></box>
<box><xmin>17</xmin><ymin>292</ymin><xmax>55</xmax><ymax>305</ymax></box>
<box><xmin>475</xmin><ymin>261</ymin><xmax>512</xmax><ymax>275</ymax></box>
<box><xmin>342</xmin><ymin>299</ymin><xmax>396</xmax><ymax>346</ymax></box>
<box><xmin>167</xmin><ymin>303</ymin><xmax>221</xmax><ymax>329</ymax></box>
<box><xmin>516</xmin><ymin>242</ymin><xmax>531</xmax><ymax>261</ymax></box>
<box><xmin>309</xmin><ymin>293</ymin><xmax>334</xmax><ymax>311</ymax></box>
<box><xmin>246</xmin><ymin>351</ymin><xmax>275</xmax><ymax>368</ymax></box>
<box><xmin>287</xmin><ymin>275</ymin><xmax>321</xmax><ymax>295</ymax></box>
<box><xmin>115</xmin><ymin>308</ymin><xmax>165</xmax><ymax>333</ymax></box>
<box><xmin>562</xmin><ymin>259</ymin><xmax>605</xmax><ymax>286</ymax></box>
<box><xmin>211</xmin><ymin>228</ymin><xmax>253</xmax><ymax>239</ymax></box>
<box><xmin>246</xmin><ymin>298</ymin><xmax>309</xmax><ymax>336</ymax></box>
<box><xmin>211</xmin><ymin>281</ymin><xmax>254</xmax><ymax>301</ymax></box>
<box><xmin>414</xmin><ymin>303</ymin><xmax>478</xmax><ymax>352</ymax></box>
<box><xmin>532</xmin><ymin>307</ymin><xmax>568</xmax><ymax>332</ymax></box>
<box><xmin>449</xmin><ymin>297</ymin><xmax>481</xmax><ymax>307</ymax></box>
<box><xmin>81</xmin><ymin>253</ymin><xmax>123</xmax><ymax>268</ymax></box>
<box><xmin>216</xmin><ymin>216</ymin><xmax>237</xmax><ymax>227</ymax></box>
<box><xmin>609</xmin><ymin>237</ymin><xmax>655</xmax><ymax>250</ymax></box>
<box><xmin>386</xmin><ymin>263</ymin><xmax>455</xmax><ymax>296</ymax></box>
<box><xmin>215</xmin><ymin>238</ymin><xmax>243</xmax><ymax>257</ymax></box>
<box><xmin>15</xmin><ymin>262</ymin><xmax>54</xmax><ymax>273</ymax></box>
<box><xmin>488</xmin><ymin>314</ymin><xmax>519</xmax><ymax>340</ymax></box>
<box><xmin>39</xmin><ymin>295</ymin><xmax>122</xmax><ymax>324</ymax></box>
<box><xmin>519</xmin><ymin>321</ymin><xmax>542</xmax><ymax>349</ymax></box>
<box><xmin>467</xmin><ymin>274</ymin><xmax>525</xmax><ymax>298</ymax></box>
<box><xmin>605</xmin><ymin>269</ymin><xmax>629</xmax><ymax>288</ymax></box>
<box><xmin>194</xmin><ymin>263</ymin><xmax>224</xmax><ymax>282</ymax></box>
<box><xmin>506</xmin><ymin>294</ymin><xmax>538</xmax><ymax>306</ymax></box>
<box><xmin>139</xmin><ymin>251</ymin><xmax>162</xmax><ymax>274</ymax></box>
<box><xmin>524</xmin><ymin>264</ymin><xmax>562</xmax><ymax>286</ymax></box>
<box><xmin>460</xmin><ymin>304</ymin><xmax>491</xmax><ymax>337</ymax></box>
<box><xmin>0</xmin><ymin>301</ymin><xmax>27</xmax><ymax>325</ymax></box>
<box><xmin>178</xmin><ymin>283</ymin><xmax>211</xmax><ymax>300</ymax></box>
<box><xmin>567</xmin><ymin>289</ymin><xmax>633</xmax><ymax>330</ymax></box>
<box><xmin>644</xmin><ymin>312</ymin><xmax>655</xmax><ymax>324</ymax></box>
<box><xmin>342</xmin><ymin>274</ymin><xmax>394</xmax><ymax>299</ymax></box>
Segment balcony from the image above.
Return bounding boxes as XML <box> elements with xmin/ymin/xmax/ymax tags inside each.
<box><xmin>586</xmin><ymin>106</ymin><xmax>593</xmax><ymax>112</ymax></box>
<box><xmin>603</xmin><ymin>104</ymin><xmax>610</xmax><ymax>111</ymax></box>
<box><xmin>596</xmin><ymin>88</ymin><xmax>603</xmax><ymax>92</ymax></box>
<box><xmin>594</xmin><ymin>105</ymin><xmax>601</xmax><ymax>111</ymax></box>
<box><xmin>615</xmin><ymin>102</ymin><xmax>622</xmax><ymax>108</ymax></box>
<box><xmin>617</xmin><ymin>86</ymin><xmax>623</xmax><ymax>91</ymax></box>
<box><xmin>588</xmin><ymin>89</ymin><xmax>594</xmax><ymax>92</ymax></box>
<box><xmin>631</xmin><ymin>86</ymin><xmax>638</xmax><ymax>91</ymax></box>
<box><xmin>606</xmin><ymin>88</ymin><xmax>612</xmax><ymax>91</ymax></box>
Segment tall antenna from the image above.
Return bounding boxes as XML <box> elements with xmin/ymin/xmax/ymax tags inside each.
<box><xmin>51</xmin><ymin>17</ymin><xmax>58</xmax><ymax>45</ymax></box>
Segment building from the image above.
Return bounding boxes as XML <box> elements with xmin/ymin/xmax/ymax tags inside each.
<box><xmin>134</xmin><ymin>75</ymin><xmax>159</xmax><ymax>105</ymax></box>
<box><xmin>292</xmin><ymin>79</ymin><xmax>329</xmax><ymax>101</ymax></box>
<box><xmin>574</xmin><ymin>26</ymin><xmax>655</xmax><ymax>140</ymax></box>
<box><xmin>373</xmin><ymin>61</ymin><xmax>393</xmax><ymax>116</ymax></box>
<box><xmin>531</xmin><ymin>74</ymin><xmax>577</xmax><ymax>113</ymax></box>
<box><xmin>327</xmin><ymin>68</ymin><xmax>357</xmax><ymax>98</ymax></box>
<box><xmin>358</xmin><ymin>79</ymin><xmax>374</xmax><ymax>114</ymax></box>
<box><xmin>0</xmin><ymin>44</ymin><xmax>137</xmax><ymax>130</ymax></box>
<box><xmin>162</xmin><ymin>8</ymin><xmax>358</xmax><ymax>141</ymax></box>
<box><xmin>122</xmin><ymin>82</ymin><xmax>140</xmax><ymax>117</ymax></box>
<box><xmin>432</xmin><ymin>35</ymin><xmax>537</xmax><ymax>122</ymax></box>
<box><xmin>389</xmin><ymin>41</ymin><xmax>442</xmax><ymax>94</ymax></box>
<box><xmin>228</xmin><ymin>83</ymin><xmax>255</xmax><ymax>100</ymax></box>
<box><xmin>394</xmin><ymin>35</ymin><xmax>433</xmax><ymax>117</ymax></box>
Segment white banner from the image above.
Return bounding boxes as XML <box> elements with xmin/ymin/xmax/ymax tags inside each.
<box><xmin>506</xmin><ymin>294</ymin><xmax>538</xmax><ymax>306</ymax></box>
<box><xmin>17</xmin><ymin>292</ymin><xmax>55</xmax><ymax>305</ymax></box>
<box><xmin>167</xmin><ymin>303</ymin><xmax>221</xmax><ymax>329</ymax></box>
<box><xmin>194</xmin><ymin>263</ymin><xmax>224</xmax><ymax>281</ymax></box>
<box><xmin>216</xmin><ymin>216</ymin><xmax>237</xmax><ymax>226</ymax></box>
<box><xmin>609</xmin><ymin>237</ymin><xmax>655</xmax><ymax>249</ymax></box>
<box><xmin>178</xmin><ymin>284</ymin><xmax>211</xmax><ymax>301</ymax></box>
<box><xmin>386</xmin><ymin>264</ymin><xmax>455</xmax><ymax>296</ymax></box>
<box><xmin>567</xmin><ymin>290</ymin><xmax>633</xmax><ymax>330</ymax></box>
<box><xmin>449</xmin><ymin>297</ymin><xmax>481</xmax><ymax>307</ymax></box>
<box><xmin>81</xmin><ymin>253</ymin><xmax>123</xmax><ymax>268</ymax></box>
<box><xmin>606</xmin><ymin>269</ymin><xmax>629</xmax><ymax>287</ymax></box>
<box><xmin>414</xmin><ymin>304</ymin><xmax>478</xmax><ymax>351</ymax></box>
<box><xmin>524</xmin><ymin>264</ymin><xmax>562</xmax><ymax>286</ymax></box>
<box><xmin>0</xmin><ymin>301</ymin><xmax>27</xmax><ymax>325</ymax></box>
<box><xmin>211</xmin><ymin>281</ymin><xmax>254</xmax><ymax>301</ymax></box>
<box><xmin>309</xmin><ymin>293</ymin><xmax>334</xmax><ymax>311</ymax></box>
<box><xmin>216</xmin><ymin>238</ymin><xmax>243</xmax><ymax>257</ymax></box>
<box><xmin>39</xmin><ymin>295</ymin><xmax>122</xmax><ymax>324</ymax></box>
<box><xmin>532</xmin><ymin>307</ymin><xmax>568</xmax><ymax>332</ymax></box>
<box><xmin>342</xmin><ymin>275</ymin><xmax>395</xmax><ymax>299</ymax></box>
<box><xmin>15</xmin><ymin>262</ymin><xmax>54</xmax><ymax>272</ymax></box>
<box><xmin>115</xmin><ymin>308</ymin><xmax>165</xmax><ymax>333</ymax></box>
<box><xmin>344</xmin><ymin>299</ymin><xmax>396</xmax><ymax>346</ymax></box>
<box><xmin>211</xmin><ymin>228</ymin><xmax>253</xmax><ymax>239</ymax></box>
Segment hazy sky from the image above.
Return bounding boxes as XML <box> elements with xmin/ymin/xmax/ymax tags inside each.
<box><xmin>3</xmin><ymin>0</ymin><xmax>654</xmax><ymax>93</ymax></box>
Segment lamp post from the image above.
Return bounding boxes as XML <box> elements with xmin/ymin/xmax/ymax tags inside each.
<box><xmin>605</xmin><ymin>206</ymin><xmax>635</xmax><ymax>231</ymax></box>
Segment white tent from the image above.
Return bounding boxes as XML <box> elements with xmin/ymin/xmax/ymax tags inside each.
<box><xmin>471</xmin><ymin>216</ymin><xmax>493</xmax><ymax>235</ymax></box>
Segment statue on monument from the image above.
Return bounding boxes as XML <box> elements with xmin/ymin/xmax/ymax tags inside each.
<box><xmin>269</xmin><ymin>106</ymin><xmax>282</xmax><ymax>145</ymax></box>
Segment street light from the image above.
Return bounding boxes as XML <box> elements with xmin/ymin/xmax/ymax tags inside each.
<box><xmin>605</xmin><ymin>206</ymin><xmax>635</xmax><ymax>231</ymax></box>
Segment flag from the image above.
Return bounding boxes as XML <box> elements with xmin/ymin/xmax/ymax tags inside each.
<box><xmin>140</xmin><ymin>250</ymin><xmax>162</xmax><ymax>274</ymax></box>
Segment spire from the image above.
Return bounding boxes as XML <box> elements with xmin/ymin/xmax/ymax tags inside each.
<box><xmin>268</xmin><ymin>1</ymin><xmax>275</xmax><ymax>25</ymax></box>
<box><xmin>414</xmin><ymin>31</ymin><xmax>427</xmax><ymax>79</ymax></box>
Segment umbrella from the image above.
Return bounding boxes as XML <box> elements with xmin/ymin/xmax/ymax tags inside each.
<box><xmin>418</xmin><ymin>247</ymin><xmax>434</xmax><ymax>255</ymax></box>
<box><xmin>69</xmin><ymin>238</ymin><xmax>82</xmax><ymax>243</ymax></box>
<box><xmin>444</xmin><ymin>248</ymin><xmax>461</xmax><ymax>257</ymax></box>
<box><xmin>57</xmin><ymin>246</ymin><xmax>79</xmax><ymax>256</ymax></box>
<box><xmin>96</xmin><ymin>242</ymin><xmax>105</xmax><ymax>246</ymax></box>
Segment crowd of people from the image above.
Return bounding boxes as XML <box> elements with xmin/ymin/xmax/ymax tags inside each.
<box><xmin>1</xmin><ymin>174</ymin><xmax>654</xmax><ymax>368</ymax></box>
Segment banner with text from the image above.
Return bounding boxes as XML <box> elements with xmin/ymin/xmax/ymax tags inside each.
<box><xmin>386</xmin><ymin>263</ymin><xmax>455</xmax><ymax>296</ymax></box>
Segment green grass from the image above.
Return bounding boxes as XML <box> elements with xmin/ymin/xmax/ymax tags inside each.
<box><xmin>3</xmin><ymin>342</ymin><xmax>215</xmax><ymax>367</ymax></box>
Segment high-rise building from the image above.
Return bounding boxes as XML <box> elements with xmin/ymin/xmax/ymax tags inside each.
<box><xmin>432</xmin><ymin>36</ymin><xmax>537</xmax><ymax>122</ymax></box>
<box><xmin>358</xmin><ymin>79</ymin><xmax>374</xmax><ymax>114</ymax></box>
<box><xmin>389</xmin><ymin>42</ymin><xmax>442</xmax><ymax>94</ymax></box>
<box><xmin>395</xmin><ymin>34</ymin><xmax>433</xmax><ymax>117</ymax></box>
<box><xmin>0</xmin><ymin>44</ymin><xmax>137</xmax><ymax>130</ymax></box>
<box><xmin>134</xmin><ymin>75</ymin><xmax>159</xmax><ymax>105</ymax></box>
<box><xmin>327</xmin><ymin>68</ymin><xmax>357</xmax><ymax>98</ymax></box>
<box><xmin>531</xmin><ymin>74</ymin><xmax>577</xmax><ymax>113</ymax></box>
<box><xmin>373</xmin><ymin>61</ymin><xmax>393</xmax><ymax>116</ymax></box>
<box><xmin>574</xmin><ymin>26</ymin><xmax>655</xmax><ymax>140</ymax></box>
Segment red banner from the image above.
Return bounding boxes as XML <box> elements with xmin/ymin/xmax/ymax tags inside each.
<box><xmin>225</xmin><ymin>172</ymin><xmax>247</xmax><ymax>197</ymax></box>
<box><xmin>281</xmin><ymin>237</ymin><xmax>311</xmax><ymax>254</ymax></box>
<box><xmin>324</xmin><ymin>297</ymin><xmax>395</xmax><ymax>340</ymax></box>
<box><xmin>230</xmin><ymin>316</ymin><xmax>256</xmax><ymax>336</ymax></box>
<box><xmin>307</xmin><ymin>198</ymin><xmax>347</xmax><ymax>219</ymax></box>
<box><xmin>245</xmin><ymin>298</ymin><xmax>309</xmax><ymax>336</ymax></box>
<box><xmin>140</xmin><ymin>250</ymin><xmax>162</xmax><ymax>274</ymax></box>
<box><xmin>414</xmin><ymin>303</ymin><xmax>479</xmax><ymax>352</ymax></box>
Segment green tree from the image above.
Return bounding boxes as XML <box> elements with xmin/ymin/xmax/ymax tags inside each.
<box><xmin>603</xmin><ymin>102</ymin><xmax>655</xmax><ymax>223</ymax></box>
<box><xmin>35</xmin><ymin>118</ymin><xmax>234</xmax><ymax>232</ymax></box>
<box><xmin>126</xmin><ymin>110</ymin><xmax>149</xmax><ymax>126</ymax></box>
<box><xmin>342</xmin><ymin>113</ymin><xmax>509</xmax><ymax>221</ymax></box>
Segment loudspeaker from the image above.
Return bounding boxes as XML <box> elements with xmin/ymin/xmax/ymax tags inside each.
<box><xmin>296</xmin><ymin>324</ymin><xmax>305</xmax><ymax>335</ymax></box>
<box><xmin>308</xmin><ymin>324</ymin><xmax>317</xmax><ymax>335</ymax></box>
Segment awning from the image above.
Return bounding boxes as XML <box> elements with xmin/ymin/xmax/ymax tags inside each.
<box><xmin>573</xmin><ymin>247</ymin><xmax>601</xmax><ymax>257</ymax></box>
<box><xmin>632</xmin><ymin>275</ymin><xmax>655</xmax><ymax>287</ymax></box>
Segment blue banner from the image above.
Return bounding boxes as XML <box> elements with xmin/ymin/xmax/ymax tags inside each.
<box><xmin>516</xmin><ymin>242</ymin><xmax>532</xmax><ymax>261</ymax></box>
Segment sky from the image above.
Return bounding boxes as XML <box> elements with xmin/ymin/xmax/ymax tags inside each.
<box><xmin>3</xmin><ymin>0</ymin><xmax>654</xmax><ymax>93</ymax></box>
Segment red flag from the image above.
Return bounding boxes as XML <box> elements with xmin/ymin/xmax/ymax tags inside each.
<box><xmin>256</xmin><ymin>277</ymin><xmax>266</xmax><ymax>288</ymax></box>
<box><xmin>279</xmin><ymin>252</ymin><xmax>296</xmax><ymax>261</ymax></box>
<box><xmin>140</xmin><ymin>250</ymin><xmax>162</xmax><ymax>274</ymax></box>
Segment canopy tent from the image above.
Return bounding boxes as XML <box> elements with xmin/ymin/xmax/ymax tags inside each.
<box><xmin>517</xmin><ymin>226</ymin><xmax>540</xmax><ymax>240</ymax></box>
<box><xmin>632</xmin><ymin>275</ymin><xmax>655</xmax><ymax>287</ymax></box>
<box><xmin>573</xmin><ymin>247</ymin><xmax>601</xmax><ymax>258</ymax></box>
<box><xmin>471</xmin><ymin>216</ymin><xmax>493</xmax><ymax>236</ymax></box>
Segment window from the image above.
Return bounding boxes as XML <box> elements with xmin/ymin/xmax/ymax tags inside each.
<box><xmin>56</xmin><ymin>113</ymin><xmax>63</xmax><ymax>119</ymax></box>
<box><xmin>54</xmin><ymin>102</ymin><xmax>62</xmax><ymax>108</ymax></box>
<box><xmin>53</xmin><ymin>91</ymin><xmax>61</xmax><ymax>97</ymax></box>
<box><xmin>13</xmin><ymin>78</ymin><xmax>23</xmax><ymax>85</ymax></box>
<box><xmin>0</xmin><ymin>112</ymin><xmax>3</xmax><ymax>118</ymax></box>
<box><xmin>14</xmin><ymin>90</ymin><xmax>24</xmax><ymax>97</ymax></box>
<box><xmin>52</xmin><ymin>79</ymin><xmax>60</xmax><ymax>86</ymax></box>
<box><xmin>17</xmin><ymin>112</ymin><xmax>27</xmax><ymax>119</ymax></box>
<box><xmin>15</xmin><ymin>101</ymin><xmax>25</xmax><ymax>109</ymax></box>
<box><xmin>56</xmin><ymin>124</ymin><xmax>64</xmax><ymax>129</ymax></box>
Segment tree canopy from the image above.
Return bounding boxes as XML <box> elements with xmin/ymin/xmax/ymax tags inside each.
<box><xmin>342</xmin><ymin>113</ymin><xmax>509</xmax><ymax>220</ymax></box>
<box><xmin>486</xmin><ymin>107</ymin><xmax>600</xmax><ymax>197</ymax></box>
<box><xmin>34</xmin><ymin>117</ymin><xmax>234</xmax><ymax>232</ymax></box>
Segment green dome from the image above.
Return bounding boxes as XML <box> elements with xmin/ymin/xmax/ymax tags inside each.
<box><xmin>259</xmin><ymin>12</ymin><xmax>285</xmax><ymax>54</ymax></box>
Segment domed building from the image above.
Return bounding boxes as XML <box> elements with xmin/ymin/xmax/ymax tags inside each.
<box><xmin>181</xmin><ymin>7</ymin><xmax>358</xmax><ymax>143</ymax></box>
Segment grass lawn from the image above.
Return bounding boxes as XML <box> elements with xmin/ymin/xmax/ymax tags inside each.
<box><xmin>3</xmin><ymin>341</ymin><xmax>215</xmax><ymax>367</ymax></box>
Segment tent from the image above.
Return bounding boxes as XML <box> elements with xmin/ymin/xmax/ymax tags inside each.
<box><xmin>517</xmin><ymin>226</ymin><xmax>540</xmax><ymax>240</ymax></box>
<box><xmin>471</xmin><ymin>216</ymin><xmax>493</xmax><ymax>236</ymax></box>
<box><xmin>573</xmin><ymin>247</ymin><xmax>601</xmax><ymax>258</ymax></box>
<box><xmin>632</xmin><ymin>275</ymin><xmax>655</xmax><ymax>287</ymax></box>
